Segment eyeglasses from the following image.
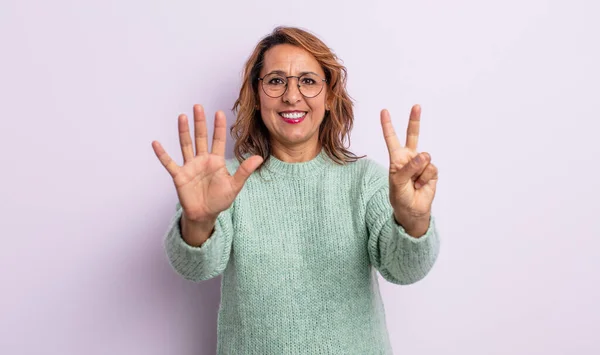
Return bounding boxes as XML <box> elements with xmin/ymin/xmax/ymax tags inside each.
<box><xmin>258</xmin><ymin>72</ymin><xmax>327</xmax><ymax>98</ymax></box>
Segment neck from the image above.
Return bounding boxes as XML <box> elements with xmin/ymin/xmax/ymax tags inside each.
<box><xmin>270</xmin><ymin>141</ymin><xmax>322</xmax><ymax>163</ymax></box>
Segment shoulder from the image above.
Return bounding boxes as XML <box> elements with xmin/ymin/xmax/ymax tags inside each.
<box><xmin>336</xmin><ymin>155</ymin><xmax>388</xmax><ymax>184</ymax></box>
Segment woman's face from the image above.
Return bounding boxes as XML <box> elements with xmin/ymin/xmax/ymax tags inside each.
<box><xmin>257</xmin><ymin>44</ymin><xmax>328</xmax><ymax>152</ymax></box>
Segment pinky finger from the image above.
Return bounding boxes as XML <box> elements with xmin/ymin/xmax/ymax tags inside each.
<box><xmin>152</xmin><ymin>141</ymin><xmax>180</xmax><ymax>178</ymax></box>
<box><xmin>422</xmin><ymin>177</ymin><xmax>438</xmax><ymax>195</ymax></box>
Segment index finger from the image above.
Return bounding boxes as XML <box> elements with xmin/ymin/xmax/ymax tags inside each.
<box><xmin>380</xmin><ymin>109</ymin><xmax>403</xmax><ymax>156</ymax></box>
<box><xmin>405</xmin><ymin>104</ymin><xmax>421</xmax><ymax>151</ymax></box>
<box><xmin>211</xmin><ymin>111</ymin><xmax>227</xmax><ymax>156</ymax></box>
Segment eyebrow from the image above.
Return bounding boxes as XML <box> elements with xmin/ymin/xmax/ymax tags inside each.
<box><xmin>266</xmin><ymin>70</ymin><xmax>320</xmax><ymax>77</ymax></box>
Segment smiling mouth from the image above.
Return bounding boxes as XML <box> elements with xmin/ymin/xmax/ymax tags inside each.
<box><xmin>279</xmin><ymin>111</ymin><xmax>307</xmax><ymax>124</ymax></box>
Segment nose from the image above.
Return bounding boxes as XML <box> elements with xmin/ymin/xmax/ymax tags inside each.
<box><xmin>282</xmin><ymin>77</ymin><xmax>302</xmax><ymax>104</ymax></box>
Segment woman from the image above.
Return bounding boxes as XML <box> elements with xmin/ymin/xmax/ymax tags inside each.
<box><xmin>152</xmin><ymin>26</ymin><xmax>440</xmax><ymax>355</ymax></box>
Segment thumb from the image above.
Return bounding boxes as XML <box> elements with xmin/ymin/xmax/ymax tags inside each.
<box><xmin>232</xmin><ymin>155</ymin><xmax>264</xmax><ymax>192</ymax></box>
<box><xmin>396</xmin><ymin>152</ymin><xmax>430</xmax><ymax>185</ymax></box>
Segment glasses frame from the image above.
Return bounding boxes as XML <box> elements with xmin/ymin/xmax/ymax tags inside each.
<box><xmin>257</xmin><ymin>72</ymin><xmax>327</xmax><ymax>98</ymax></box>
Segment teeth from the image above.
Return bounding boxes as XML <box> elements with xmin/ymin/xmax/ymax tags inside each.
<box><xmin>281</xmin><ymin>112</ymin><xmax>306</xmax><ymax>119</ymax></box>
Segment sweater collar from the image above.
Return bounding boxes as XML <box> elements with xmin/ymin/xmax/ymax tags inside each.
<box><xmin>261</xmin><ymin>148</ymin><xmax>331</xmax><ymax>179</ymax></box>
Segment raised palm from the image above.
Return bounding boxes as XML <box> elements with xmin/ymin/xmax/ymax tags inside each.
<box><xmin>152</xmin><ymin>104</ymin><xmax>263</xmax><ymax>222</ymax></box>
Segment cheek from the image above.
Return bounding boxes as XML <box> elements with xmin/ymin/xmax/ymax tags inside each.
<box><xmin>308</xmin><ymin>99</ymin><xmax>327</xmax><ymax>115</ymax></box>
<box><xmin>260</xmin><ymin>97</ymin><xmax>279</xmax><ymax>112</ymax></box>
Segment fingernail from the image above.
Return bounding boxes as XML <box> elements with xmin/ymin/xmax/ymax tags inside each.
<box><xmin>414</xmin><ymin>154</ymin><xmax>422</xmax><ymax>164</ymax></box>
<box><xmin>415</xmin><ymin>182</ymin><xmax>422</xmax><ymax>189</ymax></box>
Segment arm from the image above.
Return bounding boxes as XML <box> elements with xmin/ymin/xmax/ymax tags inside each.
<box><xmin>365</xmin><ymin>169</ymin><xmax>440</xmax><ymax>285</ymax></box>
<box><xmin>152</xmin><ymin>105</ymin><xmax>259</xmax><ymax>283</ymax></box>
<box><xmin>163</xmin><ymin>201</ymin><xmax>234</xmax><ymax>282</ymax></box>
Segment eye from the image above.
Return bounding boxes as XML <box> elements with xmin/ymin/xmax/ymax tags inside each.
<box><xmin>301</xmin><ymin>77</ymin><xmax>317</xmax><ymax>85</ymax></box>
<box><xmin>266</xmin><ymin>75</ymin><xmax>286</xmax><ymax>85</ymax></box>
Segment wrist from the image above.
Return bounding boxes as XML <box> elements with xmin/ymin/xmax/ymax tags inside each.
<box><xmin>182</xmin><ymin>213</ymin><xmax>216</xmax><ymax>227</ymax></box>
<box><xmin>393</xmin><ymin>211</ymin><xmax>430</xmax><ymax>238</ymax></box>
<box><xmin>180</xmin><ymin>213</ymin><xmax>217</xmax><ymax>247</ymax></box>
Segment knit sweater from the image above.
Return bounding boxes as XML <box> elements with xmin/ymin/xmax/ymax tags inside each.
<box><xmin>164</xmin><ymin>148</ymin><xmax>440</xmax><ymax>355</ymax></box>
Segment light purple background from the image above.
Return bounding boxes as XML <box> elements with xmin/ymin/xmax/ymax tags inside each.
<box><xmin>1</xmin><ymin>0</ymin><xmax>599</xmax><ymax>354</ymax></box>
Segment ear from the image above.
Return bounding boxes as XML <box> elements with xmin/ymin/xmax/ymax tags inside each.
<box><xmin>325</xmin><ymin>97</ymin><xmax>334</xmax><ymax>111</ymax></box>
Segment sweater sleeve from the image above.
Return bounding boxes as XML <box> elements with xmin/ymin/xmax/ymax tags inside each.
<box><xmin>365</xmin><ymin>164</ymin><xmax>441</xmax><ymax>285</ymax></box>
<box><xmin>163</xmin><ymin>202</ymin><xmax>234</xmax><ymax>282</ymax></box>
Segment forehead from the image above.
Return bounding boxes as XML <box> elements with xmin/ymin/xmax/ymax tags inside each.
<box><xmin>261</xmin><ymin>44</ymin><xmax>324</xmax><ymax>76</ymax></box>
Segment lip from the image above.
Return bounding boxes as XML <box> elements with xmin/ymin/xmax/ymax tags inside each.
<box><xmin>279</xmin><ymin>110</ymin><xmax>307</xmax><ymax>114</ymax></box>
<box><xmin>279</xmin><ymin>110</ymin><xmax>307</xmax><ymax>124</ymax></box>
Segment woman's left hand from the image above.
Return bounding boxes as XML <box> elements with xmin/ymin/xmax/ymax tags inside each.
<box><xmin>380</xmin><ymin>104</ymin><xmax>438</xmax><ymax>238</ymax></box>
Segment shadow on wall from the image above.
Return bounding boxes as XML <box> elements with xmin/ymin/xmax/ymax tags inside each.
<box><xmin>111</xmin><ymin>95</ymin><xmax>240</xmax><ymax>354</ymax></box>
<box><xmin>149</xmin><ymin>95</ymin><xmax>243</xmax><ymax>354</ymax></box>
<box><xmin>84</xmin><ymin>208</ymin><xmax>223</xmax><ymax>354</ymax></box>
<box><xmin>151</xmin><ymin>220</ymin><xmax>223</xmax><ymax>355</ymax></box>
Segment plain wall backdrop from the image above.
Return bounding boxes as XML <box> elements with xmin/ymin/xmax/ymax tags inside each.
<box><xmin>1</xmin><ymin>0</ymin><xmax>598</xmax><ymax>354</ymax></box>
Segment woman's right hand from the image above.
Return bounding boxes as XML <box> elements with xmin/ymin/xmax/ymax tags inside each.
<box><xmin>152</xmin><ymin>104</ymin><xmax>263</xmax><ymax>223</ymax></box>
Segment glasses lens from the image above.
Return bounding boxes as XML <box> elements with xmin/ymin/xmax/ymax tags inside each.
<box><xmin>298</xmin><ymin>73</ymin><xmax>324</xmax><ymax>98</ymax></box>
<box><xmin>262</xmin><ymin>73</ymin><xmax>287</xmax><ymax>97</ymax></box>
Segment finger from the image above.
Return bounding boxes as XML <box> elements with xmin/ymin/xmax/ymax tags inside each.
<box><xmin>427</xmin><ymin>176</ymin><xmax>439</xmax><ymax>192</ymax></box>
<box><xmin>380</xmin><ymin>109</ymin><xmax>403</xmax><ymax>157</ymax></box>
<box><xmin>405</xmin><ymin>104</ymin><xmax>421</xmax><ymax>151</ymax></box>
<box><xmin>178</xmin><ymin>114</ymin><xmax>194</xmax><ymax>164</ymax></box>
<box><xmin>193</xmin><ymin>104</ymin><xmax>209</xmax><ymax>155</ymax></box>
<box><xmin>211</xmin><ymin>110</ymin><xmax>227</xmax><ymax>156</ymax></box>
<box><xmin>414</xmin><ymin>161</ymin><xmax>438</xmax><ymax>189</ymax></box>
<box><xmin>152</xmin><ymin>140</ymin><xmax>180</xmax><ymax>178</ymax></box>
<box><xmin>231</xmin><ymin>155</ymin><xmax>264</xmax><ymax>192</ymax></box>
<box><xmin>395</xmin><ymin>152</ymin><xmax>431</xmax><ymax>186</ymax></box>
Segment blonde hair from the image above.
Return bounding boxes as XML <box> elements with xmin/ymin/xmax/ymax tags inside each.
<box><xmin>231</xmin><ymin>26</ymin><xmax>364</xmax><ymax>170</ymax></box>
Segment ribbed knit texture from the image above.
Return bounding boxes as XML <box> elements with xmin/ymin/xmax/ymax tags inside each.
<box><xmin>164</xmin><ymin>149</ymin><xmax>440</xmax><ymax>355</ymax></box>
